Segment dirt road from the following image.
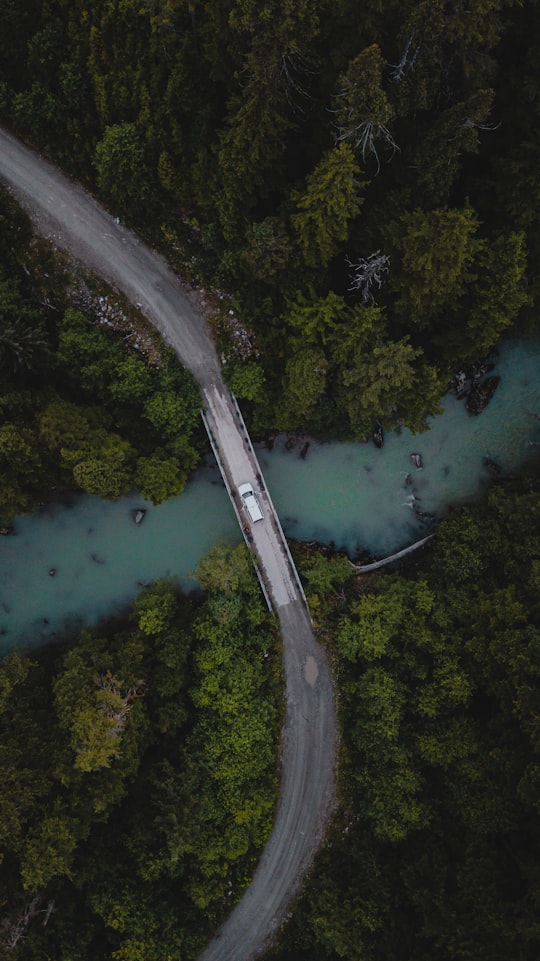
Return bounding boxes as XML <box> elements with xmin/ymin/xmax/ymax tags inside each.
<box><xmin>0</xmin><ymin>127</ymin><xmax>219</xmax><ymax>384</ymax></box>
<box><xmin>0</xmin><ymin>126</ymin><xmax>337</xmax><ymax>961</ymax></box>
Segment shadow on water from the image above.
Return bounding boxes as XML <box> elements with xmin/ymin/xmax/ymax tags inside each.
<box><xmin>1</xmin><ymin>336</ymin><xmax>540</xmax><ymax>653</ymax></box>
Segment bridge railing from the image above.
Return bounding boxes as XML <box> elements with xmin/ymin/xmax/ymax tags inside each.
<box><xmin>229</xmin><ymin>392</ymin><xmax>312</xmax><ymax>620</ymax></box>
<box><xmin>200</xmin><ymin>405</ymin><xmax>273</xmax><ymax>611</ymax></box>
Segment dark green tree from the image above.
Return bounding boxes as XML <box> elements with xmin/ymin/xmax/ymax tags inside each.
<box><xmin>332</xmin><ymin>44</ymin><xmax>398</xmax><ymax>172</ymax></box>
<box><xmin>94</xmin><ymin>122</ymin><xmax>155</xmax><ymax>219</ymax></box>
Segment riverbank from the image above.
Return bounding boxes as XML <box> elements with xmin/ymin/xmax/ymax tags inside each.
<box><xmin>2</xmin><ymin>334</ymin><xmax>540</xmax><ymax>653</ymax></box>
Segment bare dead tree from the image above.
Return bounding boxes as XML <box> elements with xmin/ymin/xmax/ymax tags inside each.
<box><xmin>95</xmin><ymin>671</ymin><xmax>145</xmax><ymax>703</ymax></box>
<box><xmin>389</xmin><ymin>32</ymin><xmax>421</xmax><ymax>83</ymax></box>
<box><xmin>1</xmin><ymin>897</ymin><xmax>55</xmax><ymax>953</ymax></box>
<box><xmin>94</xmin><ymin>672</ymin><xmax>146</xmax><ymax>738</ymax></box>
<box><xmin>42</xmin><ymin>900</ymin><xmax>55</xmax><ymax>928</ymax></box>
<box><xmin>333</xmin><ymin>103</ymin><xmax>400</xmax><ymax>174</ymax></box>
<box><xmin>278</xmin><ymin>50</ymin><xmax>316</xmax><ymax>115</ymax></box>
<box><xmin>2</xmin><ymin>913</ymin><xmax>27</xmax><ymax>952</ymax></box>
<box><xmin>241</xmin><ymin>46</ymin><xmax>316</xmax><ymax>117</ymax></box>
<box><xmin>346</xmin><ymin>251</ymin><xmax>390</xmax><ymax>303</ymax></box>
<box><xmin>459</xmin><ymin>113</ymin><xmax>501</xmax><ymax>134</ymax></box>
<box><xmin>330</xmin><ymin>46</ymin><xmax>400</xmax><ymax>174</ymax></box>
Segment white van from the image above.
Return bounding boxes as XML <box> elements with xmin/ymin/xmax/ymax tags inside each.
<box><xmin>238</xmin><ymin>482</ymin><xmax>264</xmax><ymax>523</ymax></box>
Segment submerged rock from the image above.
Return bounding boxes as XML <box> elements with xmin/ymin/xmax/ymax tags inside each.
<box><xmin>484</xmin><ymin>457</ymin><xmax>502</xmax><ymax>477</ymax></box>
<box><xmin>372</xmin><ymin>421</ymin><xmax>384</xmax><ymax>449</ymax></box>
<box><xmin>132</xmin><ymin>509</ymin><xmax>146</xmax><ymax>525</ymax></box>
<box><xmin>452</xmin><ymin>369</ymin><xmax>469</xmax><ymax>398</ymax></box>
<box><xmin>451</xmin><ymin>353</ymin><xmax>498</xmax><ymax>399</ymax></box>
<box><xmin>466</xmin><ymin>376</ymin><xmax>500</xmax><ymax>415</ymax></box>
<box><xmin>414</xmin><ymin>507</ymin><xmax>434</xmax><ymax>523</ymax></box>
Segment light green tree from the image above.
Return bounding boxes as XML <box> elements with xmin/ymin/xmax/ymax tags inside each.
<box><xmin>339</xmin><ymin>337</ymin><xmax>421</xmax><ymax>437</ymax></box>
<box><xmin>292</xmin><ymin>143</ymin><xmax>365</xmax><ymax>267</ymax></box>
<box><xmin>133</xmin><ymin>580</ymin><xmax>178</xmax><ymax>635</ymax></box>
<box><xmin>135</xmin><ymin>453</ymin><xmax>186</xmax><ymax>505</ymax></box>
<box><xmin>286</xmin><ymin>291</ymin><xmax>350</xmax><ymax>347</ymax></box>
<box><xmin>20</xmin><ymin>816</ymin><xmax>77</xmax><ymax>890</ymax></box>
<box><xmin>54</xmin><ymin>636</ymin><xmax>145</xmax><ymax>773</ymax></box>
<box><xmin>277</xmin><ymin>348</ymin><xmax>327</xmax><ymax>428</ymax></box>
<box><xmin>0</xmin><ymin>423</ymin><xmax>41</xmax><ymax>476</ymax></box>
<box><xmin>195</xmin><ymin>542</ymin><xmax>256</xmax><ymax>594</ymax></box>
<box><xmin>225</xmin><ymin>361</ymin><xmax>266</xmax><ymax>402</ymax></box>
<box><xmin>143</xmin><ymin>389</ymin><xmax>200</xmax><ymax>440</ymax></box>
<box><xmin>110</xmin><ymin>355</ymin><xmax>154</xmax><ymax>403</ymax></box>
<box><xmin>393</xmin><ymin>205</ymin><xmax>483</xmax><ymax>326</ymax></box>
<box><xmin>72</xmin><ymin>457</ymin><xmax>132</xmax><ymax>499</ymax></box>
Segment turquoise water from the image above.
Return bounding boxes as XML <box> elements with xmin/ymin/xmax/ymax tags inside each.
<box><xmin>1</xmin><ymin>336</ymin><xmax>539</xmax><ymax>652</ymax></box>
<box><xmin>259</xmin><ymin>336</ymin><xmax>540</xmax><ymax>557</ymax></box>
<box><xmin>0</xmin><ymin>467</ymin><xmax>239</xmax><ymax>653</ymax></box>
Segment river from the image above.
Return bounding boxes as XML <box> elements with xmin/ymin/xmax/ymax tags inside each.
<box><xmin>1</xmin><ymin>335</ymin><xmax>539</xmax><ymax>654</ymax></box>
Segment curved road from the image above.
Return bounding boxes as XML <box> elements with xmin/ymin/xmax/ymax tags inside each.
<box><xmin>0</xmin><ymin>127</ymin><xmax>337</xmax><ymax>961</ymax></box>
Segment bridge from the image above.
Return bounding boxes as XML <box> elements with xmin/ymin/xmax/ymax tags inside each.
<box><xmin>0</xmin><ymin>127</ymin><xmax>337</xmax><ymax>961</ymax></box>
<box><xmin>201</xmin><ymin>380</ymin><xmax>309</xmax><ymax>611</ymax></box>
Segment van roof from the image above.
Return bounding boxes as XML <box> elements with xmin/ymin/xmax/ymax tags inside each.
<box><xmin>238</xmin><ymin>482</ymin><xmax>263</xmax><ymax>522</ymax></box>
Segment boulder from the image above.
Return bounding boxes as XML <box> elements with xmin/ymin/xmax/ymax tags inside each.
<box><xmin>372</xmin><ymin>421</ymin><xmax>384</xmax><ymax>449</ymax></box>
<box><xmin>466</xmin><ymin>376</ymin><xmax>500</xmax><ymax>415</ymax></box>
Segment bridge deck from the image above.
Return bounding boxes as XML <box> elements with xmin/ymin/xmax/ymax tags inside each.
<box><xmin>201</xmin><ymin>380</ymin><xmax>310</xmax><ymax>614</ymax></box>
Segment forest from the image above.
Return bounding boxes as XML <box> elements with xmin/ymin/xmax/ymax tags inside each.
<box><xmin>0</xmin><ymin>185</ymin><xmax>203</xmax><ymax>521</ymax></box>
<box><xmin>267</xmin><ymin>473</ymin><xmax>540</xmax><ymax>961</ymax></box>
<box><xmin>1</xmin><ymin>466</ymin><xmax>540</xmax><ymax>960</ymax></box>
<box><xmin>0</xmin><ymin>543</ymin><xmax>282</xmax><ymax>959</ymax></box>
<box><xmin>2</xmin><ymin>0</ymin><xmax>540</xmax><ymax>439</ymax></box>
<box><xmin>1</xmin><ymin>0</ymin><xmax>540</xmax><ymax>959</ymax></box>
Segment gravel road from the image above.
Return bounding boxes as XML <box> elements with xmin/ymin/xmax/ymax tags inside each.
<box><xmin>0</xmin><ymin>126</ymin><xmax>337</xmax><ymax>961</ymax></box>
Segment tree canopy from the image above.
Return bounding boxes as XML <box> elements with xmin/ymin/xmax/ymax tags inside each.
<box><xmin>0</xmin><ymin>0</ymin><xmax>537</xmax><ymax>438</ymax></box>
<box><xmin>268</xmin><ymin>468</ymin><xmax>540</xmax><ymax>961</ymax></box>
<box><xmin>0</xmin><ymin>192</ymin><xmax>202</xmax><ymax>521</ymax></box>
<box><xmin>1</xmin><ymin>4</ymin><xmax>540</xmax><ymax>958</ymax></box>
<box><xmin>0</xmin><ymin>557</ymin><xmax>280</xmax><ymax>959</ymax></box>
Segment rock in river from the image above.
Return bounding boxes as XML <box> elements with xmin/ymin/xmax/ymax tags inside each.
<box><xmin>466</xmin><ymin>376</ymin><xmax>500</xmax><ymax>415</ymax></box>
<box><xmin>372</xmin><ymin>421</ymin><xmax>384</xmax><ymax>449</ymax></box>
